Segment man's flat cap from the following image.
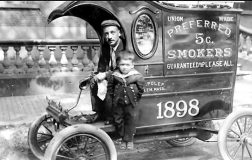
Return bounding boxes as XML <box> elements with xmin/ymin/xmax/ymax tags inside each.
<box><xmin>101</xmin><ymin>20</ymin><xmax>120</xmax><ymax>28</ymax></box>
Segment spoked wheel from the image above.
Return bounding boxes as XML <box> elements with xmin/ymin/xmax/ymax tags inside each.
<box><xmin>218</xmin><ymin>109</ymin><xmax>252</xmax><ymax>160</ymax></box>
<box><xmin>28</xmin><ymin>113</ymin><xmax>66</xmax><ymax>159</ymax></box>
<box><xmin>167</xmin><ymin>137</ymin><xmax>196</xmax><ymax>147</ymax></box>
<box><xmin>44</xmin><ymin>124</ymin><xmax>117</xmax><ymax>160</ymax></box>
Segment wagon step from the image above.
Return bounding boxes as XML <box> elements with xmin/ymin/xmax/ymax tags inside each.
<box><xmin>195</xmin><ymin>126</ymin><xmax>219</xmax><ymax>134</ymax></box>
<box><xmin>133</xmin><ymin>129</ymin><xmax>198</xmax><ymax>144</ymax></box>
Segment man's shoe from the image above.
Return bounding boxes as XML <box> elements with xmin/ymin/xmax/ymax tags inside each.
<box><xmin>114</xmin><ymin>138</ymin><xmax>122</xmax><ymax>145</ymax></box>
<box><xmin>85</xmin><ymin>113</ymin><xmax>99</xmax><ymax>123</ymax></box>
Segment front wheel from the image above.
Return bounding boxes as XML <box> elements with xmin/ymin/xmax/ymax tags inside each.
<box><xmin>44</xmin><ymin>124</ymin><xmax>117</xmax><ymax>160</ymax></box>
<box><xmin>218</xmin><ymin>108</ymin><xmax>252</xmax><ymax>160</ymax></box>
<box><xmin>167</xmin><ymin>137</ymin><xmax>196</xmax><ymax>147</ymax></box>
<box><xmin>28</xmin><ymin>113</ymin><xmax>65</xmax><ymax>159</ymax></box>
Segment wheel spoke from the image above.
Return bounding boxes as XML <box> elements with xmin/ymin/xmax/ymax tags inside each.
<box><xmin>42</xmin><ymin>123</ymin><xmax>53</xmax><ymax>135</ymax></box>
<box><xmin>61</xmin><ymin>143</ymin><xmax>76</xmax><ymax>156</ymax></box>
<box><xmin>244</xmin><ymin>117</ymin><xmax>247</xmax><ymax>133</ymax></box>
<box><xmin>88</xmin><ymin>153</ymin><xmax>106</xmax><ymax>159</ymax></box>
<box><xmin>82</xmin><ymin>136</ymin><xmax>89</xmax><ymax>152</ymax></box>
<box><xmin>245</xmin><ymin>143</ymin><xmax>252</xmax><ymax>158</ymax></box>
<box><xmin>37</xmin><ymin>136</ymin><xmax>52</xmax><ymax>143</ymax></box>
<box><xmin>231</xmin><ymin>143</ymin><xmax>242</xmax><ymax>159</ymax></box>
<box><xmin>242</xmin><ymin>143</ymin><xmax>245</xmax><ymax>160</ymax></box>
<box><xmin>37</xmin><ymin>132</ymin><xmax>53</xmax><ymax>137</ymax></box>
<box><xmin>56</xmin><ymin>154</ymin><xmax>75</xmax><ymax>160</ymax></box>
<box><xmin>74</xmin><ymin>136</ymin><xmax>80</xmax><ymax>151</ymax></box>
<box><xmin>227</xmin><ymin>136</ymin><xmax>240</xmax><ymax>142</ymax></box>
<box><xmin>246</xmin><ymin>124</ymin><xmax>252</xmax><ymax>133</ymax></box>
<box><xmin>87</xmin><ymin>141</ymin><xmax>100</xmax><ymax>156</ymax></box>
<box><xmin>229</xmin><ymin>129</ymin><xmax>241</xmax><ymax>138</ymax></box>
<box><xmin>236</xmin><ymin>121</ymin><xmax>243</xmax><ymax>135</ymax></box>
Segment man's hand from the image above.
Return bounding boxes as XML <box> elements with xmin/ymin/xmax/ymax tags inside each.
<box><xmin>93</xmin><ymin>72</ymin><xmax>106</xmax><ymax>82</ymax></box>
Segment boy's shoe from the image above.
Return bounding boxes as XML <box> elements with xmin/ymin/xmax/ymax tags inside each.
<box><xmin>120</xmin><ymin>142</ymin><xmax>127</xmax><ymax>150</ymax></box>
<box><xmin>114</xmin><ymin>138</ymin><xmax>122</xmax><ymax>145</ymax></box>
<box><xmin>127</xmin><ymin>142</ymin><xmax>134</xmax><ymax>150</ymax></box>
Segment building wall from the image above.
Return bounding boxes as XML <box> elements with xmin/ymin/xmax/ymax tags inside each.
<box><xmin>0</xmin><ymin>1</ymin><xmax>99</xmax><ymax>97</ymax></box>
<box><xmin>0</xmin><ymin>1</ymin><xmax>98</xmax><ymax>40</ymax></box>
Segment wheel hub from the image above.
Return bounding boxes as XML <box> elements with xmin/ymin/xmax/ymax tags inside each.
<box><xmin>240</xmin><ymin>133</ymin><xmax>250</xmax><ymax>145</ymax></box>
<box><xmin>76</xmin><ymin>155</ymin><xmax>87</xmax><ymax>160</ymax></box>
<box><xmin>243</xmin><ymin>134</ymin><xmax>252</xmax><ymax>145</ymax></box>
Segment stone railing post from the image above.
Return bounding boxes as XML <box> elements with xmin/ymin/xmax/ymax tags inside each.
<box><xmin>25</xmin><ymin>45</ymin><xmax>36</xmax><ymax>74</ymax></box>
<box><xmin>48</xmin><ymin>46</ymin><xmax>59</xmax><ymax>72</ymax></box>
<box><xmin>2</xmin><ymin>46</ymin><xmax>13</xmax><ymax>74</ymax></box>
<box><xmin>92</xmin><ymin>46</ymin><xmax>100</xmax><ymax>71</ymax></box>
<box><xmin>71</xmin><ymin>45</ymin><xmax>79</xmax><ymax>72</ymax></box>
<box><xmin>81</xmin><ymin>46</ymin><xmax>93</xmax><ymax>71</ymax></box>
<box><xmin>14</xmin><ymin>46</ymin><xmax>24</xmax><ymax>74</ymax></box>
<box><xmin>37</xmin><ymin>45</ymin><xmax>48</xmax><ymax>73</ymax></box>
<box><xmin>60</xmin><ymin>45</ymin><xmax>69</xmax><ymax>72</ymax></box>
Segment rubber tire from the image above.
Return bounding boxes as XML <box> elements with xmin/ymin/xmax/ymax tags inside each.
<box><xmin>44</xmin><ymin>124</ymin><xmax>117</xmax><ymax>160</ymax></box>
<box><xmin>218</xmin><ymin>108</ymin><xmax>252</xmax><ymax>160</ymax></box>
<box><xmin>167</xmin><ymin>137</ymin><xmax>196</xmax><ymax>147</ymax></box>
<box><xmin>28</xmin><ymin>113</ymin><xmax>63</xmax><ymax>160</ymax></box>
<box><xmin>28</xmin><ymin>114</ymin><xmax>51</xmax><ymax>160</ymax></box>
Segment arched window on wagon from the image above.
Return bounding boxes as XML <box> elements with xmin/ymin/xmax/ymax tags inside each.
<box><xmin>130</xmin><ymin>7</ymin><xmax>163</xmax><ymax>80</ymax></box>
<box><xmin>132</xmin><ymin>13</ymin><xmax>158</xmax><ymax>59</ymax></box>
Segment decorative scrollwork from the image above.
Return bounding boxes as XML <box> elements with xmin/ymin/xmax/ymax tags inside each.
<box><xmin>129</xmin><ymin>6</ymin><xmax>160</xmax><ymax>15</ymax></box>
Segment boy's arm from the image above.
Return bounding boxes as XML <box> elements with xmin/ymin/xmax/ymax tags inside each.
<box><xmin>136</xmin><ymin>76</ymin><xmax>145</xmax><ymax>99</ymax></box>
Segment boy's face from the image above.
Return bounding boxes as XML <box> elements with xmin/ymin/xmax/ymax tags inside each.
<box><xmin>118</xmin><ymin>59</ymin><xmax>134</xmax><ymax>74</ymax></box>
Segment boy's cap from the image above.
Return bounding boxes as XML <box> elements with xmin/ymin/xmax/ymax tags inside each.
<box><xmin>101</xmin><ymin>20</ymin><xmax>120</xmax><ymax>28</ymax></box>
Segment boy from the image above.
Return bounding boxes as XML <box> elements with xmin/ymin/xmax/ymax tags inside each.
<box><xmin>107</xmin><ymin>50</ymin><xmax>145</xmax><ymax>150</ymax></box>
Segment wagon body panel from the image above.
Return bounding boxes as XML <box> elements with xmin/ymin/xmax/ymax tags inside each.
<box><xmin>136</xmin><ymin>6</ymin><xmax>240</xmax><ymax>130</ymax></box>
<box><xmin>48</xmin><ymin>1</ymin><xmax>242</xmax><ymax>133</ymax></box>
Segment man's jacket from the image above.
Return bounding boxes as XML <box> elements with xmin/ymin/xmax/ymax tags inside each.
<box><xmin>97</xmin><ymin>39</ymin><xmax>125</xmax><ymax>73</ymax></box>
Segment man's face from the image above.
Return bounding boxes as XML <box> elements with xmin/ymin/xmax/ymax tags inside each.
<box><xmin>103</xmin><ymin>26</ymin><xmax>121</xmax><ymax>47</ymax></box>
<box><xmin>118</xmin><ymin>59</ymin><xmax>134</xmax><ymax>75</ymax></box>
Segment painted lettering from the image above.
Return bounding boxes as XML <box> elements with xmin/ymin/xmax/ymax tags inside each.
<box><xmin>167</xmin><ymin>19</ymin><xmax>232</xmax><ymax>38</ymax></box>
<box><xmin>157</xmin><ymin>99</ymin><xmax>200</xmax><ymax>119</ymax></box>
<box><xmin>166</xmin><ymin>60</ymin><xmax>229</xmax><ymax>70</ymax></box>
<box><xmin>167</xmin><ymin>48</ymin><xmax>232</xmax><ymax>60</ymax></box>
<box><xmin>219</xmin><ymin>16</ymin><xmax>234</xmax><ymax>22</ymax></box>
<box><xmin>167</xmin><ymin>16</ymin><xmax>184</xmax><ymax>21</ymax></box>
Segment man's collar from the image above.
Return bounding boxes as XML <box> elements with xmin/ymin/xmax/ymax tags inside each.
<box><xmin>111</xmin><ymin>38</ymin><xmax>121</xmax><ymax>51</ymax></box>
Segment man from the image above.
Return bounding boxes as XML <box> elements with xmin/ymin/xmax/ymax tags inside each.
<box><xmin>89</xmin><ymin>19</ymin><xmax>125</xmax><ymax>124</ymax></box>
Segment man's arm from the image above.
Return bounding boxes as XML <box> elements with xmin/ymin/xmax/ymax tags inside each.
<box><xmin>106</xmin><ymin>74</ymin><xmax>114</xmax><ymax>108</ymax></box>
<box><xmin>94</xmin><ymin>44</ymin><xmax>111</xmax><ymax>81</ymax></box>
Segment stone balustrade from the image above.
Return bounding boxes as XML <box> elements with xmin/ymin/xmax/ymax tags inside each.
<box><xmin>0</xmin><ymin>35</ymin><xmax>249</xmax><ymax>97</ymax></box>
<box><xmin>0</xmin><ymin>39</ymin><xmax>100</xmax><ymax>76</ymax></box>
<box><xmin>239</xmin><ymin>33</ymin><xmax>252</xmax><ymax>56</ymax></box>
<box><xmin>0</xmin><ymin>33</ymin><xmax>250</xmax><ymax>77</ymax></box>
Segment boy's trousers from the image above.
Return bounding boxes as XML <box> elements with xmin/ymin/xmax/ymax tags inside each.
<box><xmin>113</xmin><ymin>103</ymin><xmax>138</xmax><ymax>142</ymax></box>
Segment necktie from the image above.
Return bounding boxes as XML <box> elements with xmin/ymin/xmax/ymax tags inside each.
<box><xmin>110</xmin><ymin>47</ymin><xmax>116</xmax><ymax>70</ymax></box>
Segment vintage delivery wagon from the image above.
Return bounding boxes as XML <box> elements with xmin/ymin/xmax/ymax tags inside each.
<box><xmin>27</xmin><ymin>1</ymin><xmax>250</xmax><ymax>160</ymax></box>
